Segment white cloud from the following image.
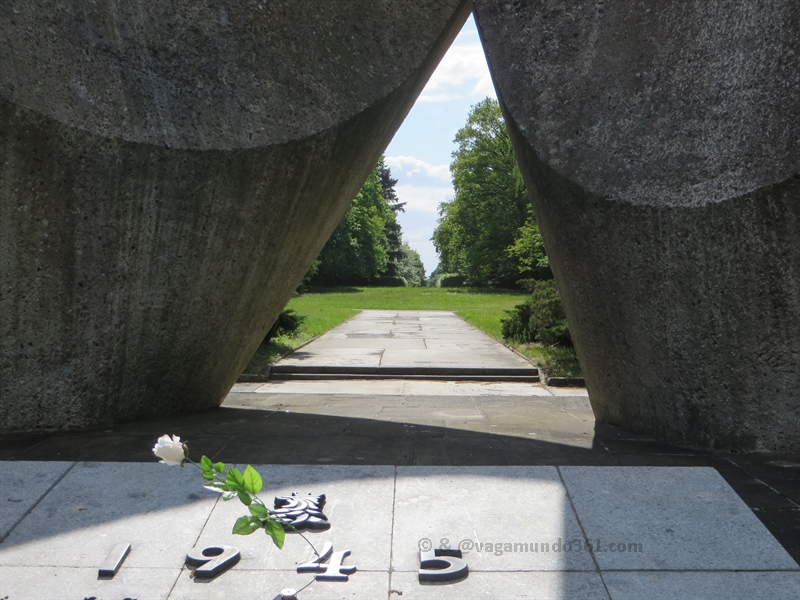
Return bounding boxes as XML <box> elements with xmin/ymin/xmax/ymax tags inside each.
<box><xmin>417</xmin><ymin>93</ymin><xmax>461</xmax><ymax>104</ymax></box>
<box><xmin>419</xmin><ymin>42</ymin><xmax>496</xmax><ymax>102</ymax></box>
<box><xmin>385</xmin><ymin>156</ymin><xmax>450</xmax><ymax>181</ymax></box>
<box><xmin>395</xmin><ymin>184</ymin><xmax>453</xmax><ymax>214</ymax></box>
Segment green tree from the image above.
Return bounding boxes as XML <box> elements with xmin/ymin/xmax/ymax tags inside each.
<box><xmin>506</xmin><ymin>206</ymin><xmax>551</xmax><ymax>279</ymax></box>
<box><xmin>311</xmin><ymin>159</ymin><xmax>411</xmax><ymax>287</ymax></box>
<box><xmin>378</xmin><ymin>159</ymin><xmax>407</xmax><ymax>277</ymax></box>
<box><xmin>432</xmin><ymin>98</ymin><xmax>547</xmax><ymax>287</ymax></box>
<box><xmin>313</xmin><ymin>167</ymin><xmax>394</xmax><ymax>285</ymax></box>
<box><xmin>396</xmin><ymin>242</ymin><xmax>426</xmax><ymax>286</ymax></box>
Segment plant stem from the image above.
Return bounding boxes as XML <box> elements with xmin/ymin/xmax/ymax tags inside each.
<box><xmin>186</xmin><ymin>457</ymin><xmax>320</xmax><ymax>558</ymax></box>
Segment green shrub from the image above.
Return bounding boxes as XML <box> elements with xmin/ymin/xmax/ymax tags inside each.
<box><xmin>263</xmin><ymin>309</ymin><xmax>305</xmax><ymax>343</ymax></box>
<box><xmin>501</xmin><ymin>280</ymin><xmax>571</xmax><ymax>346</ymax></box>
<box><xmin>438</xmin><ymin>274</ymin><xmax>466</xmax><ymax>288</ymax></box>
<box><xmin>501</xmin><ymin>300</ymin><xmax>534</xmax><ymax>342</ymax></box>
<box><xmin>529</xmin><ymin>280</ymin><xmax>570</xmax><ymax>346</ymax></box>
<box><xmin>372</xmin><ymin>276</ymin><xmax>408</xmax><ymax>287</ymax></box>
<box><xmin>517</xmin><ymin>343</ymin><xmax>582</xmax><ymax>377</ymax></box>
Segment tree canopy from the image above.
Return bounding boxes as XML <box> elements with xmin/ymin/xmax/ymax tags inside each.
<box><xmin>378</xmin><ymin>159</ymin><xmax>406</xmax><ymax>278</ymax></box>
<box><xmin>309</xmin><ymin>159</ymin><xmax>425</xmax><ymax>287</ymax></box>
<box><xmin>432</xmin><ymin>98</ymin><xmax>548</xmax><ymax>287</ymax></box>
<box><xmin>396</xmin><ymin>242</ymin><xmax>426</xmax><ymax>287</ymax></box>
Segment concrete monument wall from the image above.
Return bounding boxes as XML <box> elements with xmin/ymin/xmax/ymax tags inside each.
<box><xmin>1</xmin><ymin>0</ymin><xmax>471</xmax><ymax>429</ymax></box>
<box><xmin>474</xmin><ymin>0</ymin><xmax>800</xmax><ymax>451</ymax></box>
<box><xmin>3</xmin><ymin>0</ymin><xmax>798</xmax><ymax>452</ymax></box>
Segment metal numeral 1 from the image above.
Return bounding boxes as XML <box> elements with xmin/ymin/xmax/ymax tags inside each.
<box><xmin>98</xmin><ymin>542</ymin><xmax>131</xmax><ymax>577</ymax></box>
<box><xmin>185</xmin><ymin>544</ymin><xmax>241</xmax><ymax>578</ymax></box>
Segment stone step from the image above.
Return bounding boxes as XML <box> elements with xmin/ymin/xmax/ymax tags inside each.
<box><xmin>269</xmin><ymin>373</ymin><xmax>540</xmax><ymax>382</ymax></box>
<box><xmin>269</xmin><ymin>365</ymin><xmax>538</xmax><ymax>377</ymax></box>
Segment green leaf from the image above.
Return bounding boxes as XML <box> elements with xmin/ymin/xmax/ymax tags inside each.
<box><xmin>242</xmin><ymin>465</ymin><xmax>263</xmax><ymax>494</ymax></box>
<box><xmin>201</xmin><ymin>472</ymin><xmax>214</xmax><ymax>481</ymax></box>
<box><xmin>264</xmin><ymin>519</ymin><xmax>285</xmax><ymax>549</ymax></box>
<box><xmin>214</xmin><ymin>462</ymin><xmax>225</xmax><ymax>473</ymax></box>
<box><xmin>222</xmin><ymin>491</ymin><xmax>237</xmax><ymax>501</ymax></box>
<box><xmin>200</xmin><ymin>455</ymin><xmax>213</xmax><ymax>472</ymax></box>
<box><xmin>238</xmin><ymin>491</ymin><xmax>252</xmax><ymax>505</ymax></box>
<box><xmin>249</xmin><ymin>503</ymin><xmax>269</xmax><ymax>519</ymax></box>
<box><xmin>226</xmin><ymin>467</ymin><xmax>245</xmax><ymax>491</ymax></box>
<box><xmin>232</xmin><ymin>515</ymin><xmax>261</xmax><ymax>535</ymax></box>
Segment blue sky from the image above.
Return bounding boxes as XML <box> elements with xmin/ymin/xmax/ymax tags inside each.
<box><xmin>383</xmin><ymin>15</ymin><xmax>496</xmax><ymax>276</ymax></box>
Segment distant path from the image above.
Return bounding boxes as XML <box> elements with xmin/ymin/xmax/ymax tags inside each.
<box><xmin>275</xmin><ymin>309</ymin><xmax>533</xmax><ymax>372</ymax></box>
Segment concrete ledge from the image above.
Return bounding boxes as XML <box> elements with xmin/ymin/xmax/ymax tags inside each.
<box><xmin>239</xmin><ymin>365</ymin><xmax>541</xmax><ymax>383</ymax></box>
<box><xmin>271</xmin><ymin>365</ymin><xmax>538</xmax><ymax>376</ymax></box>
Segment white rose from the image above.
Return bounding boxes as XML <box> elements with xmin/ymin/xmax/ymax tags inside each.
<box><xmin>153</xmin><ymin>434</ymin><xmax>187</xmax><ymax>466</ymax></box>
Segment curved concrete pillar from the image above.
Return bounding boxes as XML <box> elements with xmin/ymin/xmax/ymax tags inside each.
<box><xmin>474</xmin><ymin>1</ymin><xmax>800</xmax><ymax>451</ymax></box>
<box><xmin>1</xmin><ymin>0</ymin><xmax>471</xmax><ymax>429</ymax></box>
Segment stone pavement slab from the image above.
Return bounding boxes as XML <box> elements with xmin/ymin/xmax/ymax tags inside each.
<box><xmin>560</xmin><ymin>466</ymin><xmax>799</xmax><ymax>571</ymax></box>
<box><xmin>0</xmin><ymin>461</ymin><xmax>73</xmax><ymax>539</ymax></box>
<box><xmin>389</xmin><ymin>571</ymin><xmax>608</xmax><ymax>599</ymax></box>
<box><xmin>392</xmin><ymin>466</ymin><xmax>595</xmax><ymax>572</ymax></box>
<box><xmin>0</xmin><ymin>464</ymin><xmax>797</xmax><ymax>599</ymax></box>
<box><xmin>0</xmin><ymin>462</ymin><xmax>219</xmax><ymax>569</ymax></box>
<box><xmin>281</xmin><ymin>348</ymin><xmax>385</xmax><ymax>368</ymax></box>
<box><xmin>169</xmin><ymin>570</ymin><xmax>389</xmax><ymax>600</ymax></box>
<box><xmin>0</xmin><ymin>566</ymin><xmax>181</xmax><ymax>600</ymax></box>
<box><xmin>603</xmin><ymin>571</ymin><xmax>800</xmax><ymax>600</ymax></box>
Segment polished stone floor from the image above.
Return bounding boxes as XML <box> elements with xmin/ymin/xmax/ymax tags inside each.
<box><xmin>1</xmin><ymin>462</ymin><xmax>798</xmax><ymax>599</ymax></box>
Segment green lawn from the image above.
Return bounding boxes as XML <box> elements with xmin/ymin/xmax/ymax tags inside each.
<box><xmin>244</xmin><ymin>286</ymin><xmax>581</xmax><ymax>377</ymax></box>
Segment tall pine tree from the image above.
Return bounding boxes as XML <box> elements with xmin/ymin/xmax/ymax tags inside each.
<box><xmin>378</xmin><ymin>159</ymin><xmax>406</xmax><ymax>277</ymax></box>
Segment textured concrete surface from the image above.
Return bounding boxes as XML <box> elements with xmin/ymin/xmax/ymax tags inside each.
<box><xmin>0</xmin><ymin>1</ymin><xmax>471</xmax><ymax>430</ymax></box>
<box><xmin>473</xmin><ymin>1</ymin><xmax>800</xmax><ymax>452</ymax></box>
<box><xmin>0</xmin><ymin>465</ymin><xmax>796</xmax><ymax>599</ymax></box>
<box><xmin>276</xmin><ymin>310</ymin><xmax>534</xmax><ymax>371</ymax></box>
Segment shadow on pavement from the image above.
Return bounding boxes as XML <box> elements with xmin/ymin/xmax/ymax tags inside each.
<box><xmin>2</xmin><ymin>404</ymin><xmax>799</xmax><ymax>563</ymax></box>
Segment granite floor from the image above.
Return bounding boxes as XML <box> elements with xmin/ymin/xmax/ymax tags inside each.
<box><xmin>1</xmin><ymin>463</ymin><xmax>798</xmax><ymax>599</ymax></box>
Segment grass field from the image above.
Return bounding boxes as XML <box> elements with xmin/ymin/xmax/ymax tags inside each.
<box><xmin>245</xmin><ymin>286</ymin><xmax>581</xmax><ymax>377</ymax></box>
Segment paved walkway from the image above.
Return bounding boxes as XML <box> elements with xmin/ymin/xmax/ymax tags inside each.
<box><xmin>274</xmin><ymin>310</ymin><xmax>535</xmax><ymax>377</ymax></box>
